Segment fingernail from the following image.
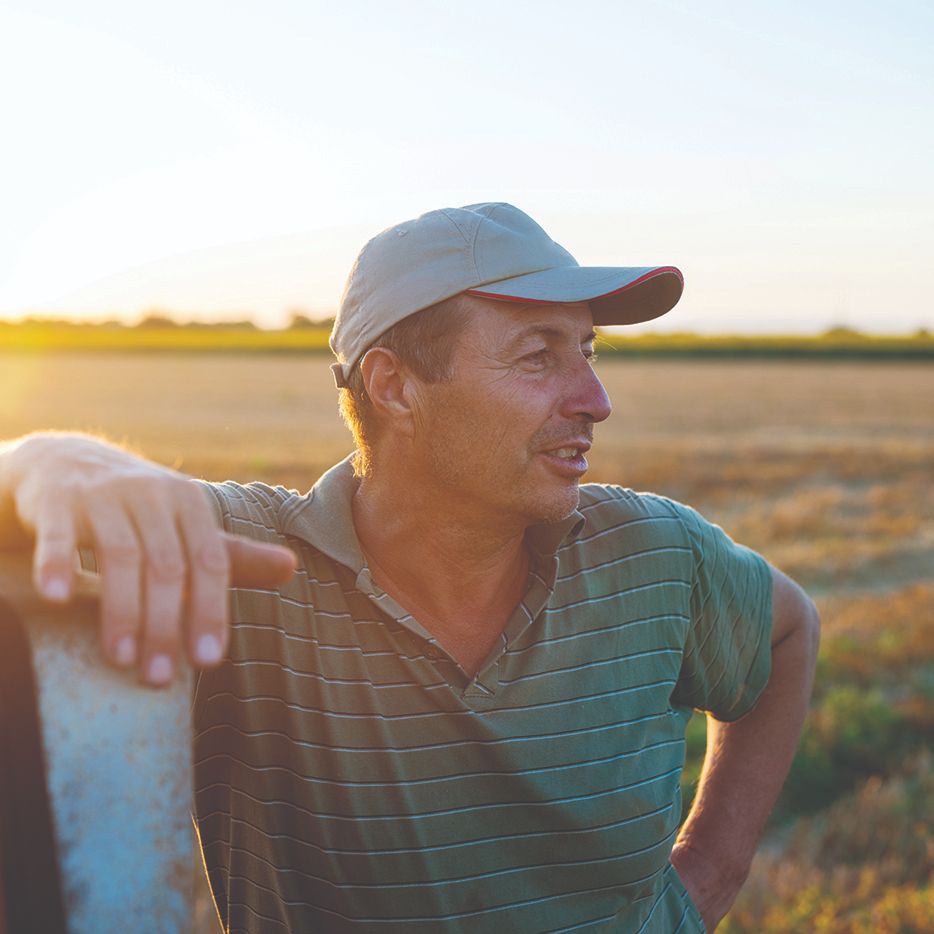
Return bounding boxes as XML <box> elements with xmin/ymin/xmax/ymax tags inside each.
<box><xmin>42</xmin><ymin>577</ymin><xmax>69</xmax><ymax>602</ymax></box>
<box><xmin>114</xmin><ymin>635</ymin><xmax>137</xmax><ymax>667</ymax></box>
<box><xmin>147</xmin><ymin>655</ymin><xmax>173</xmax><ymax>684</ymax></box>
<box><xmin>196</xmin><ymin>634</ymin><xmax>223</xmax><ymax>665</ymax></box>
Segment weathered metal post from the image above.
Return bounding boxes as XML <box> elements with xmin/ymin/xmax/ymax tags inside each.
<box><xmin>0</xmin><ymin>553</ymin><xmax>195</xmax><ymax>934</ymax></box>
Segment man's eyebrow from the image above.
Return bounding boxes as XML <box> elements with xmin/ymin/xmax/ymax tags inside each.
<box><xmin>508</xmin><ymin>325</ymin><xmax>597</xmax><ymax>347</ymax></box>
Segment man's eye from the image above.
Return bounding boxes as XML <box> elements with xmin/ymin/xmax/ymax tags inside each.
<box><xmin>583</xmin><ymin>349</ymin><xmax>598</xmax><ymax>366</ymax></box>
<box><xmin>523</xmin><ymin>349</ymin><xmax>550</xmax><ymax>364</ymax></box>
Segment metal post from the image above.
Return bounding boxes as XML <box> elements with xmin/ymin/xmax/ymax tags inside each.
<box><xmin>0</xmin><ymin>554</ymin><xmax>195</xmax><ymax>934</ymax></box>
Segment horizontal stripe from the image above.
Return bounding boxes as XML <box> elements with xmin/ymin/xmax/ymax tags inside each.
<box><xmin>195</xmin><ymin>695</ymin><xmax>677</xmax><ymax>756</ymax></box>
<box><xmin>560</xmin><ymin>513</ymin><xmax>681</xmax><ymax>549</ymax></box>
<box><xmin>194</xmin><ymin>734</ymin><xmax>683</xmax><ymax>795</ymax></box>
<box><xmin>555</xmin><ymin>544</ymin><xmax>692</xmax><ymax>585</ymax></box>
<box><xmin>498</xmin><ymin>647</ymin><xmax>681</xmax><ymax>686</ymax></box>
<box><xmin>542</xmin><ymin>910</ymin><xmax>621</xmax><ymax>933</ymax></box>
<box><xmin>228</xmin><ymin>828</ymin><xmax>677</xmax><ymax>904</ymax></box>
<box><xmin>546</xmin><ymin>578</ymin><xmax>690</xmax><ymax>615</ymax></box>
<box><xmin>197</xmin><ymin>675</ymin><xmax>675</xmax><ymax>720</ymax></box>
<box><xmin>223</xmin><ymin>657</ymin><xmax>449</xmax><ymax>690</ymax></box>
<box><xmin>198</xmin><ymin>797</ymin><xmax>675</xmax><ymax>859</ymax></box>
<box><xmin>228</xmin><ymin>623</ymin><xmax>430</xmax><ymax>660</ymax></box>
<box><xmin>506</xmin><ymin>612</ymin><xmax>688</xmax><ymax>657</ymax></box>
<box><xmin>220</xmin><ymin>824</ymin><xmax>677</xmax><ymax>893</ymax></box>
<box><xmin>198</xmin><ymin>764</ymin><xmax>683</xmax><ymax>824</ymax></box>
<box><xmin>227</xmin><ymin>874</ymin><xmax>656</xmax><ymax>925</ymax></box>
<box><xmin>225</xmin><ymin>901</ymin><xmax>289</xmax><ymax>931</ymax></box>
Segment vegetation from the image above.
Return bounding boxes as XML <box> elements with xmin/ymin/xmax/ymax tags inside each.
<box><xmin>2</xmin><ymin>317</ymin><xmax>934</xmax><ymax>357</ymax></box>
<box><xmin>0</xmin><ymin>318</ymin><xmax>332</xmax><ymax>353</ymax></box>
<box><xmin>722</xmin><ymin>751</ymin><xmax>934</xmax><ymax>933</ymax></box>
<box><xmin>595</xmin><ymin>329</ymin><xmax>934</xmax><ymax>359</ymax></box>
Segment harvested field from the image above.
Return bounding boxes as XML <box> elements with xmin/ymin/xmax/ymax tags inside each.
<box><xmin>2</xmin><ymin>353</ymin><xmax>931</xmax><ymax>931</ymax></box>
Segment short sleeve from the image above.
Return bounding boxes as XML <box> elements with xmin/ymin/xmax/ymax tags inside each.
<box><xmin>666</xmin><ymin>499</ymin><xmax>773</xmax><ymax>721</ymax></box>
<box><xmin>192</xmin><ymin>478</ymin><xmax>226</xmax><ymax>527</ymax></box>
<box><xmin>189</xmin><ymin>479</ymin><xmax>295</xmax><ymax>713</ymax></box>
<box><xmin>191</xmin><ymin>479</ymin><xmax>293</xmax><ymax>545</ymax></box>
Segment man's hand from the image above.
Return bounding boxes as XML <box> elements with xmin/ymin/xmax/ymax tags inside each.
<box><xmin>670</xmin><ymin>839</ymin><xmax>741</xmax><ymax>932</ymax></box>
<box><xmin>0</xmin><ymin>433</ymin><xmax>296</xmax><ymax>686</ymax></box>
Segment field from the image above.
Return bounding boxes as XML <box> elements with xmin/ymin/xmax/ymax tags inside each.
<box><xmin>2</xmin><ymin>352</ymin><xmax>932</xmax><ymax>931</ymax></box>
<box><xmin>3</xmin><ymin>319</ymin><xmax>934</xmax><ymax>359</ymax></box>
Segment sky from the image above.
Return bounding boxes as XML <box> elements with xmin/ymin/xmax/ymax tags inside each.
<box><xmin>0</xmin><ymin>0</ymin><xmax>931</xmax><ymax>333</ymax></box>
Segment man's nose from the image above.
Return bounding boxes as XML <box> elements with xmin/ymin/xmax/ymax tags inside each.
<box><xmin>560</xmin><ymin>358</ymin><xmax>612</xmax><ymax>424</ymax></box>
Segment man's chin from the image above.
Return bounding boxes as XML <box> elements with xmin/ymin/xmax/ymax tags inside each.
<box><xmin>524</xmin><ymin>482</ymin><xmax>582</xmax><ymax>525</ymax></box>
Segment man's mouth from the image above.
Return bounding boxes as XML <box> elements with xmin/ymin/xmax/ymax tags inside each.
<box><xmin>541</xmin><ymin>437</ymin><xmax>591</xmax><ymax>458</ymax></box>
<box><xmin>539</xmin><ymin>441</ymin><xmax>591</xmax><ymax>476</ymax></box>
<box><xmin>548</xmin><ymin>446</ymin><xmax>586</xmax><ymax>460</ymax></box>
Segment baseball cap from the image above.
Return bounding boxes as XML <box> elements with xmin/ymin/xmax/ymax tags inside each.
<box><xmin>329</xmin><ymin>202</ymin><xmax>683</xmax><ymax>387</ymax></box>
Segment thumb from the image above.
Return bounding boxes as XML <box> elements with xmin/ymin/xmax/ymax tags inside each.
<box><xmin>224</xmin><ymin>534</ymin><xmax>297</xmax><ymax>587</ymax></box>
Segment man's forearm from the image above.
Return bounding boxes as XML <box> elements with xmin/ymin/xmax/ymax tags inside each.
<box><xmin>671</xmin><ymin>584</ymin><xmax>820</xmax><ymax>929</ymax></box>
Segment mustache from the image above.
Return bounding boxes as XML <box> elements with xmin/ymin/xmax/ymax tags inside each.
<box><xmin>530</xmin><ymin>423</ymin><xmax>595</xmax><ymax>449</ymax></box>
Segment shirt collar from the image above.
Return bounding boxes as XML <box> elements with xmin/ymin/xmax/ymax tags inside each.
<box><xmin>279</xmin><ymin>454</ymin><xmax>366</xmax><ymax>573</ymax></box>
<box><xmin>279</xmin><ymin>455</ymin><xmax>586</xmax><ymax>572</ymax></box>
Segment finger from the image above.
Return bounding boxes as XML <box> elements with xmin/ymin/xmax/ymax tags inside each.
<box><xmin>176</xmin><ymin>490</ymin><xmax>231</xmax><ymax>668</ymax></box>
<box><xmin>132</xmin><ymin>500</ymin><xmax>187</xmax><ymax>686</ymax></box>
<box><xmin>225</xmin><ymin>534</ymin><xmax>297</xmax><ymax>587</ymax></box>
<box><xmin>32</xmin><ymin>499</ymin><xmax>77</xmax><ymax>603</ymax></box>
<box><xmin>85</xmin><ymin>502</ymin><xmax>142</xmax><ymax>669</ymax></box>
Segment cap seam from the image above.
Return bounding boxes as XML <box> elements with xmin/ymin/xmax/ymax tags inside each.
<box><xmin>439</xmin><ymin>209</ymin><xmax>474</xmax><ymax>247</ymax></box>
<box><xmin>471</xmin><ymin>203</ymin><xmax>510</xmax><ymax>283</ymax></box>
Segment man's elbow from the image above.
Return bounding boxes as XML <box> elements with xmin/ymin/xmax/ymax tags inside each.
<box><xmin>796</xmin><ymin>593</ymin><xmax>821</xmax><ymax>668</ymax></box>
<box><xmin>770</xmin><ymin>565</ymin><xmax>821</xmax><ymax>660</ymax></box>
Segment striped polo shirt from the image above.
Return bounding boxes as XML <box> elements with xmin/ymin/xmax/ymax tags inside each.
<box><xmin>193</xmin><ymin>457</ymin><xmax>773</xmax><ymax>933</ymax></box>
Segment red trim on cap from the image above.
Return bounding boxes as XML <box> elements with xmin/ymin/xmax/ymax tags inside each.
<box><xmin>593</xmin><ymin>265</ymin><xmax>684</xmax><ymax>298</ymax></box>
<box><xmin>466</xmin><ymin>265</ymin><xmax>684</xmax><ymax>303</ymax></box>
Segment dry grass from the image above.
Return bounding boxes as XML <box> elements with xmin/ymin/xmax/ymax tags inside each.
<box><xmin>0</xmin><ymin>353</ymin><xmax>354</xmax><ymax>486</ymax></box>
<box><xmin>3</xmin><ymin>352</ymin><xmax>932</xmax><ymax>930</ymax></box>
<box><xmin>724</xmin><ymin>752</ymin><xmax>934</xmax><ymax>933</ymax></box>
<box><xmin>816</xmin><ymin>585</ymin><xmax>934</xmax><ymax>689</ymax></box>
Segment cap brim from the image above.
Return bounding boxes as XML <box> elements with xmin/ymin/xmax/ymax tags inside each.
<box><xmin>466</xmin><ymin>265</ymin><xmax>684</xmax><ymax>326</ymax></box>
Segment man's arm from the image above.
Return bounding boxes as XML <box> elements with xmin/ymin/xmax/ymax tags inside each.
<box><xmin>0</xmin><ymin>432</ymin><xmax>296</xmax><ymax>686</ymax></box>
<box><xmin>670</xmin><ymin>565</ymin><xmax>820</xmax><ymax>931</ymax></box>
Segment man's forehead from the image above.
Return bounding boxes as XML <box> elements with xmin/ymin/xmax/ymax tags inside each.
<box><xmin>460</xmin><ymin>294</ymin><xmax>595</xmax><ymax>338</ymax></box>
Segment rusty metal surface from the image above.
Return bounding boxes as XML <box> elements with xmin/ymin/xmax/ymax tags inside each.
<box><xmin>0</xmin><ymin>554</ymin><xmax>195</xmax><ymax>934</ymax></box>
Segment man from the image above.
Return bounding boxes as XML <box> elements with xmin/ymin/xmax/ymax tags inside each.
<box><xmin>0</xmin><ymin>203</ymin><xmax>819</xmax><ymax>932</ymax></box>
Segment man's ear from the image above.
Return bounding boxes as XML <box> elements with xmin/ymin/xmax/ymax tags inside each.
<box><xmin>359</xmin><ymin>348</ymin><xmax>418</xmax><ymax>438</ymax></box>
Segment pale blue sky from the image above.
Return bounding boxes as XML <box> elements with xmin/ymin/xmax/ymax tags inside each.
<box><xmin>1</xmin><ymin>0</ymin><xmax>931</xmax><ymax>332</ymax></box>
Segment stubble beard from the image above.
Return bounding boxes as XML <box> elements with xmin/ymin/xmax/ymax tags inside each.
<box><xmin>414</xmin><ymin>380</ymin><xmax>593</xmax><ymax>528</ymax></box>
<box><xmin>419</xmin><ymin>420</ymin><xmax>586</xmax><ymax>529</ymax></box>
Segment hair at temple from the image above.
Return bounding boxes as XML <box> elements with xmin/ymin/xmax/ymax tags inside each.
<box><xmin>338</xmin><ymin>293</ymin><xmax>474</xmax><ymax>477</ymax></box>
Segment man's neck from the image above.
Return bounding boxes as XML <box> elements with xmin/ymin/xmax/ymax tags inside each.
<box><xmin>351</xmin><ymin>472</ymin><xmax>531</xmax><ymax>629</ymax></box>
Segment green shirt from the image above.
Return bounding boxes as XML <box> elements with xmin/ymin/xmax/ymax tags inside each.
<box><xmin>194</xmin><ymin>457</ymin><xmax>773</xmax><ymax>933</ymax></box>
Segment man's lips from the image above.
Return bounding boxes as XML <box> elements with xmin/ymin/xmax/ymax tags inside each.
<box><xmin>537</xmin><ymin>440</ymin><xmax>592</xmax><ymax>476</ymax></box>
<box><xmin>538</xmin><ymin>439</ymin><xmax>592</xmax><ymax>458</ymax></box>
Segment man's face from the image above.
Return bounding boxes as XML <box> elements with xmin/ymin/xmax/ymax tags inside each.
<box><xmin>411</xmin><ymin>296</ymin><xmax>612</xmax><ymax>527</ymax></box>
